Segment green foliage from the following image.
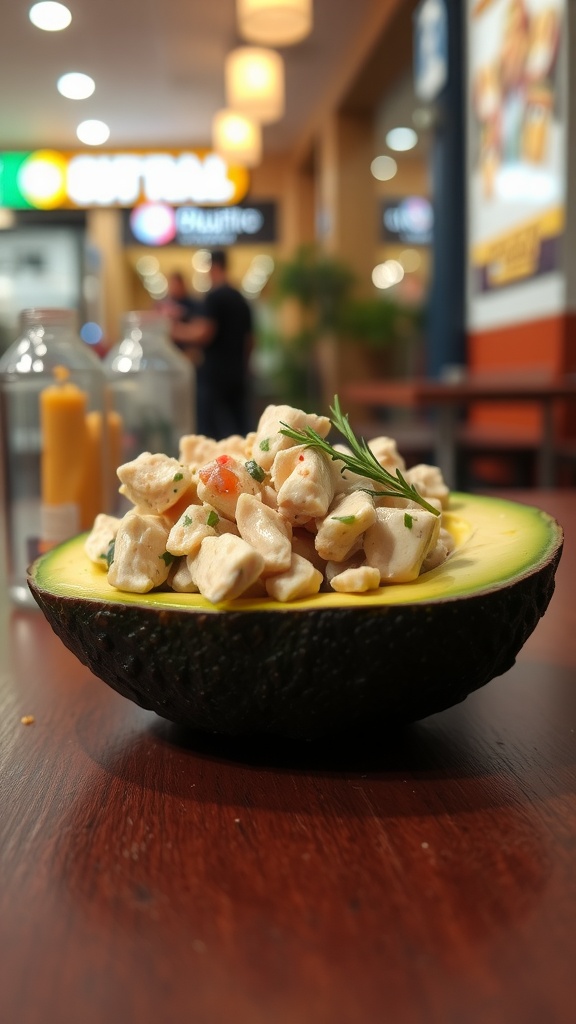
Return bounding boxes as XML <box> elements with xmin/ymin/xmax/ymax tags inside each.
<box><xmin>274</xmin><ymin>245</ymin><xmax>421</xmax><ymax>350</ymax></box>
<box><xmin>275</xmin><ymin>245</ymin><xmax>355</xmax><ymax>331</ymax></box>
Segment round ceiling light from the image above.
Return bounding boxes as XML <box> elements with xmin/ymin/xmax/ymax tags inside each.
<box><xmin>225</xmin><ymin>47</ymin><xmax>285</xmax><ymax>124</ymax></box>
<box><xmin>29</xmin><ymin>2</ymin><xmax>72</xmax><ymax>31</ymax></box>
<box><xmin>212</xmin><ymin>109</ymin><xmax>262</xmax><ymax>167</ymax></box>
<box><xmin>370</xmin><ymin>155</ymin><xmax>398</xmax><ymax>181</ymax></box>
<box><xmin>57</xmin><ymin>73</ymin><xmax>96</xmax><ymax>100</ymax></box>
<box><xmin>76</xmin><ymin>119</ymin><xmax>110</xmax><ymax>146</ymax></box>
<box><xmin>385</xmin><ymin>127</ymin><xmax>418</xmax><ymax>152</ymax></box>
<box><xmin>237</xmin><ymin>0</ymin><xmax>312</xmax><ymax>46</ymax></box>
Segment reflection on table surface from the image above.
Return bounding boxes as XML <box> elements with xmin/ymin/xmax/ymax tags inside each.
<box><xmin>0</xmin><ymin>490</ymin><xmax>575</xmax><ymax>1024</ymax></box>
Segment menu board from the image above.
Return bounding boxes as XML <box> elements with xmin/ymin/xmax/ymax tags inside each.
<box><xmin>467</xmin><ymin>0</ymin><xmax>566</xmax><ymax>324</ymax></box>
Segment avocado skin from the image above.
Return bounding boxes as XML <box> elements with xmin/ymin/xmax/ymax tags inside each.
<box><xmin>28</xmin><ymin>547</ymin><xmax>560</xmax><ymax>740</ymax></box>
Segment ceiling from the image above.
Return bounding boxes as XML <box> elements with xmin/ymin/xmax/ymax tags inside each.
<box><xmin>0</xmin><ymin>0</ymin><xmax>399</xmax><ymax>160</ymax></box>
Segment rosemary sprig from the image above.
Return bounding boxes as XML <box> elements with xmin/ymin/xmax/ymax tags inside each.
<box><xmin>279</xmin><ymin>394</ymin><xmax>440</xmax><ymax>516</ymax></box>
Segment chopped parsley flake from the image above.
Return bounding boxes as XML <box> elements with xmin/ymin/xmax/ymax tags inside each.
<box><xmin>331</xmin><ymin>514</ymin><xmax>356</xmax><ymax>525</ymax></box>
<box><xmin>206</xmin><ymin>510</ymin><xmax>220</xmax><ymax>528</ymax></box>
<box><xmin>99</xmin><ymin>538</ymin><xmax>115</xmax><ymax>568</ymax></box>
<box><xmin>159</xmin><ymin>551</ymin><xmax>175</xmax><ymax>567</ymax></box>
<box><xmin>183</xmin><ymin>514</ymin><xmax>193</xmax><ymax>527</ymax></box>
<box><xmin>404</xmin><ymin>513</ymin><xmax>414</xmax><ymax>529</ymax></box>
<box><xmin>245</xmin><ymin>459</ymin><xmax>266</xmax><ymax>483</ymax></box>
<box><xmin>173</xmin><ymin>472</ymin><xmax>184</xmax><ymax>482</ymax></box>
<box><xmin>259</xmin><ymin>437</ymin><xmax>270</xmax><ymax>452</ymax></box>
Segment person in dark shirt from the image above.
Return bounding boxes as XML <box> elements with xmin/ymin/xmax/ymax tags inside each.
<box><xmin>170</xmin><ymin>250</ymin><xmax>253</xmax><ymax>440</ymax></box>
<box><xmin>160</xmin><ymin>270</ymin><xmax>203</xmax><ymax>326</ymax></box>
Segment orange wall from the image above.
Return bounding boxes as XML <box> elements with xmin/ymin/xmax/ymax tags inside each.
<box><xmin>468</xmin><ymin>314</ymin><xmax>576</xmax><ymax>434</ymax></box>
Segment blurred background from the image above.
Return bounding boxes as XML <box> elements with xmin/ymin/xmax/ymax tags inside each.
<box><xmin>0</xmin><ymin>0</ymin><xmax>573</xmax><ymax>488</ymax></box>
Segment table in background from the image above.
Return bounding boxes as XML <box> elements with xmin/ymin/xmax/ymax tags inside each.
<box><xmin>0</xmin><ymin>491</ymin><xmax>575</xmax><ymax>1024</ymax></box>
<box><xmin>343</xmin><ymin>374</ymin><xmax>576</xmax><ymax>488</ymax></box>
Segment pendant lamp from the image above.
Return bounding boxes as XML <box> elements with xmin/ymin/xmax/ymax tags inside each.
<box><xmin>212</xmin><ymin>109</ymin><xmax>262</xmax><ymax>167</ymax></box>
<box><xmin>225</xmin><ymin>46</ymin><xmax>285</xmax><ymax>123</ymax></box>
<box><xmin>237</xmin><ymin>0</ymin><xmax>312</xmax><ymax>46</ymax></box>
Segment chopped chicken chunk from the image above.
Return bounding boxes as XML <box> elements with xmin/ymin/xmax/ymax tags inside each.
<box><xmin>364</xmin><ymin>507</ymin><xmax>440</xmax><ymax>583</ymax></box>
<box><xmin>330</xmin><ymin>564</ymin><xmax>380</xmax><ymax>593</ymax></box>
<box><xmin>235</xmin><ymin>492</ymin><xmax>292</xmax><ymax>576</ymax></box>
<box><xmin>251</xmin><ymin>404</ymin><xmax>331</xmax><ymax>471</ymax></box>
<box><xmin>196</xmin><ymin>454</ymin><xmax>262</xmax><ymax>519</ymax></box>
<box><xmin>404</xmin><ymin>464</ymin><xmax>449</xmax><ymax>509</ymax></box>
<box><xmin>117</xmin><ymin>452</ymin><xmax>192</xmax><ymax>513</ymax></box>
<box><xmin>108</xmin><ymin>512</ymin><xmax>171</xmax><ymax>593</ymax></box>
<box><xmin>271</xmin><ymin>445</ymin><xmax>334</xmax><ymax>524</ymax></box>
<box><xmin>190</xmin><ymin>534</ymin><xmax>265</xmax><ymax>603</ymax></box>
<box><xmin>84</xmin><ymin>513</ymin><xmax>121</xmax><ymax>566</ymax></box>
<box><xmin>167</xmin><ymin>557</ymin><xmax>199</xmax><ymax>593</ymax></box>
<box><xmin>264</xmin><ymin>553</ymin><xmax>323</xmax><ymax>602</ymax></box>
<box><xmin>315</xmin><ymin>490</ymin><xmax>376</xmax><ymax>562</ymax></box>
<box><xmin>367</xmin><ymin>436</ymin><xmax>406</xmax><ymax>474</ymax></box>
<box><xmin>166</xmin><ymin>503</ymin><xmax>219</xmax><ymax>556</ymax></box>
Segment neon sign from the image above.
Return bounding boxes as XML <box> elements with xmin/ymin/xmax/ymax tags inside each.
<box><xmin>0</xmin><ymin>149</ymin><xmax>250</xmax><ymax>210</ymax></box>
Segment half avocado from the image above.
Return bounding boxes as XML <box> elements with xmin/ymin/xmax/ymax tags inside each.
<box><xmin>28</xmin><ymin>493</ymin><xmax>562</xmax><ymax>739</ymax></box>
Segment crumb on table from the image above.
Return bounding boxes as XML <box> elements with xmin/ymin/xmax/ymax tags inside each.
<box><xmin>20</xmin><ymin>715</ymin><xmax>35</xmax><ymax>726</ymax></box>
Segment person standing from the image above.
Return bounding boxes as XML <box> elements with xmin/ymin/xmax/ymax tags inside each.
<box><xmin>170</xmin><ymin>251</ymin><xmax>253</xmax><ymax>440</ymax></box>
<box><xmin>159</xmin><ymin>270</ymin><xmax>203</xmax><ymax>331</ymax></box>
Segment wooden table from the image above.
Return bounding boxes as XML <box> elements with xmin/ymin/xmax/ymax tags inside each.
<box><xmin>1</xmin><ymin>490</ymin><xmax>575</xmax><ymax>1024</ymax></box>
<box><xmin>343</xmin><ymin>375</ymin><xmax>576</xmax><ymax>489</ymax></box>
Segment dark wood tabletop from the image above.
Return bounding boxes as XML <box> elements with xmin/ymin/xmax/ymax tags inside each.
<box><xmin>1</xmin><ymin>490</ymin><xmax>575</xmax><ymax>1024</ymax></box>
<box><xmin>342</xmin><ymin>372</ymin><xmax>576</xmax><ymax>407</ymax></box>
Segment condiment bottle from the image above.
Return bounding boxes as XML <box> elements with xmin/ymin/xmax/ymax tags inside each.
<box><xmin>0</xmin><ymin>308</ymin><xmax>109</xmax><ymax>606</ymax></box>
<box><xmin>104</xmin><ymin>311</ymin><xmax>194</xmax><ymax>514</ymax></box>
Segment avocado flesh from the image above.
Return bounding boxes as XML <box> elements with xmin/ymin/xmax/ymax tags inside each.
<box><xmin>28</xmin><ymin>493</ymin><xmax>563</xmax><ymax>739</ymax></box>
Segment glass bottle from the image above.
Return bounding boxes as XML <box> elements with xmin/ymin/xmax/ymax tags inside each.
<box><xmin>103</xmin><ymin>311</ymin><xmax>194</xmax><ymax>515</ymax></box>
<box><xmin>0</xmin><ymin>308</ymin><xmax>109</xmax><ymax>606</ymax></box>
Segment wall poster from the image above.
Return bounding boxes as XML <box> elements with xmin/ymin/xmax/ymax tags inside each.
<box><xmin>467</xmin><ymin>0</ymin><xmax>565</xmax><ymax>310</ymax></box>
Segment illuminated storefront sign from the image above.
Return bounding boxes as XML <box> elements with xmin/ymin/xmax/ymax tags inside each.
<box><xmin>124</xmin><ymin>201</ymin><xmax>276</xmax><ymax>247</ymax></box>
<box><xmin>0</xmin><ymin>149</ymin><xmax>250</xmax><ymax>210</ymax></box>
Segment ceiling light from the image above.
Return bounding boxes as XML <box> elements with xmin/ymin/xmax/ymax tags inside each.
<box><xmin>385</xmin><ymin>127</ymin><xmax>418</xmax><ymax>152</ymax></box>
<box><xmin>57</xmin><ymin>73</ymin><xmax>95</xmax><ymax>100</ymax></box>
<box><xmin>76</xmin><ymin>119</ymin><xmax>110</xmax><ymax>146</ymax></box>
<box><xmin>226</xmin><ymin>47</ymin><xmax>284</xmax><ymax>124</ymax></box>
<box><xmin>237</xmin><ymin>0</ymin><xmax>312</xmax><ymax>46</ymax></box>
<box><xmin>370</xmin><ymin>155</ymin><xmax>397</xmax><ymax>181</ymax></box>
<box><xmin>29</xmin><ymin>2</ymin><xmax>71</xmax><ymax>31</ymax></box>
<box><xmin>212</xmin><ymin>110</ymin><xmax>262</xmax><ymax>168</ymax></box>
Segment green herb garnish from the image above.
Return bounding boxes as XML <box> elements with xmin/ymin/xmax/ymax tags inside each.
<box><xmin>173</xmin><ymin>472</ymin><xmax>184</xmax><ymax>482</ymax></box>
<box><xmin>404</xmin><ymin>512</ymin><xmax>414</xmax><ymax>529</ymax></box>
<box><xmin>160</xmin><ymin>551</ymin><xmax>175</xmax><ymax>566</ymax></box>
<box><xmin>245</xmin><ymin>459</ymin><xmax>266</xmax><ymax>483</ymax></box>
<box><xmin>259</xmin><ymin>438</ymin><xmax>270</xmax><ymax>452</ymax></box>
<box><xmin>279</xmin><ymin>395</ymin><xmax>440</xmax><ymax>516</ymax></box>
<box><xmin>99</xmin><ymin>538</ymin><xmax>115</xmax><ymax>569</ymax></box>
<box><xmin>206</xmin><ymin>510</ymin><xmax>219</xmax><ymax>528</ymax></box>
<box><xmin>331</xmin><ymin>514</ymin><xmax>356</xmax><ymax>525</ymax></box>
<box><xmin>183</xmin><ymin>514</ymin><xmax>193</xmax><ymax>527</ymax></box>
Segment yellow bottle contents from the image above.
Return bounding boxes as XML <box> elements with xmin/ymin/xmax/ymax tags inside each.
<box><xmin>40</xmin><ymin>366</ymin><xmax>90</xmax><ymax>546</ymax></box>
<box><xmin>79</xmin><ymin>409</ymin><xmax>123</xmax><ymax>530</ymax></box>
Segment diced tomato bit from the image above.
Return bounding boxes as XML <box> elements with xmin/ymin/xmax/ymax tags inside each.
<box><xmin>298</xmin><ymin>454</ymin><xmax>305</xmax><ymax>461</ymax></box>
<box><xmin>198</xmin><ymin>458</ymin><xmax>240</xmax><ymax>495</ymax></box>
<box><xmin>215</xmin><ymin>467</ymin><xmax>240</xmax><ymax>494</ymax></box>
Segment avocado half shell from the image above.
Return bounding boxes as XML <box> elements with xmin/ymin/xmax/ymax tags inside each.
<box><xmin>27</xmin><ymin>493</ymin><xmax>563</xmax><ymax>740</ymax></box>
